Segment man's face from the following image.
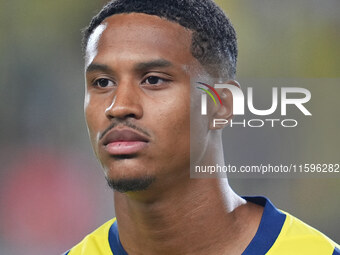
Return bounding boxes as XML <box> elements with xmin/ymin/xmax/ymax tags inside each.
<box><xmin>84</xmin><ymin>13</ymin><xmax>202</xmax><ymax>191</ymax></box>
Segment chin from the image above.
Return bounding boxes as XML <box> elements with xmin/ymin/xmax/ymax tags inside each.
<box><xmin>102</xmin><ymin>161</ymin><xmax>155</xmax><ymax>191</ymax></box>
<box><xmin>105</xmin><ymin>175</ymin><xmax>155</xmax><ymax>193</ymax></box>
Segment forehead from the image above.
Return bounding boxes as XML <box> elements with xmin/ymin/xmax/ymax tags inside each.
<box><xmin>85</xmin><ymin>13</ymin><xmax>197</xmax><ymax>69</ymax></box>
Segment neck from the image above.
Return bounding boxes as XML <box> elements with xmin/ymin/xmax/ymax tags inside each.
<box><xmin>114</xmin><ymin>180</ymin><xmax>263</xmax><ymax>255</ymax></box>
<box><xmin>113</xmin><ymin>136</ymin><xmax>263</xmax><ymax>255</ymax></box>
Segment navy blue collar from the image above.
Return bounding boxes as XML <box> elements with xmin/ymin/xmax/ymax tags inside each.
<box><xmin>109</xmin><ymin>220</ymin><xmax>128</xmax><ymax>255</ymax></box>
<box><xmin>108</xmin><ymin>196</ymin><xmax>286</xmax><ymax>255</ymax></box>
<box><xmin>241</xmin><ymin>196</ymin><xmax>286</xmax><ymax>255</ymax></box>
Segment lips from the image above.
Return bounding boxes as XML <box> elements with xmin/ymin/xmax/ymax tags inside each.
<box><xmin>101</xmin><ymin>128</ymin><xmax>150</xmax><ymax>156</ymax></box>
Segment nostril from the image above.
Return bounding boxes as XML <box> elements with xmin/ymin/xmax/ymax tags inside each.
<box><xmin>104</xmin><ymin>92</ymin><xmax>143</xmax><ymax>120</ymax></box>
<box><xmin>125</xmin><ymin>113</ymin><xmax>137</xmax><ymax>119</ymax></box>
<box><xmin>105</xmin><ymin>103</ymin><xmax>142</xmax><ymax>120</ymax></box>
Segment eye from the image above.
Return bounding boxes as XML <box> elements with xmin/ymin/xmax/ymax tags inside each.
<box><xmin>143</xmin><ymin>76</ymin><xmax>168</xmax><ymax>86</ymax></box>
<box><xmin>93</xmin><ymin>78</ymin><xmax>114</xmax><ymax>88</ymax></box>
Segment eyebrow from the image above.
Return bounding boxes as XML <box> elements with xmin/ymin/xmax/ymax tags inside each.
<box><xmin>134</xmin><ymin>59</ymin><xmax>173</xmax><ymax>72</ymax></box>
<box><xmin>86</xmin><ymin>63</ymin><xmax>112</xmax><ymax>74</ymax></box>
<box><xmin>86</xmin><ymin>59</ymin><xmax>174</xmax><ymax>74</ymax></box>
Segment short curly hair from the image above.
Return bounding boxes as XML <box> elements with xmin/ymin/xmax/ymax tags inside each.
<box><xmin>82</xmin><ymin>0</ymin><xmax>238</xmax><ymax>79</ymax></box>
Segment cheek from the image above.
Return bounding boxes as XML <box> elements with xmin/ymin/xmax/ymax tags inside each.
<box><xmin>168</xmin><ymin>89</ymin><xmax>190</xmax><ymax>133</ymax></box>
<box><xmin>84</xmin><ymin>96</ymin><xmax>105</xmax><ymax>144</ymax></box>
<box><xmin>84</xmin><ymin>92</ymin><xmax>93</xmax><ymax>124</ymax></box>
<box><xmin>153</xmin><ymin>94</ymin><xmax>191</xmax><ymax>146</ymax></box>
<box><xmin>163</xmin><ymin>101</ymin><xmax>191</xmax><ymax>168</ymax></box>
<box><xmin>170</xmin><ymin>102</ymin><xmax>190</xmax><ymax>132</ymax></box>
<box><xmin>84</xmin><ymin>109</ymin><xmax>97</xmax><ymax>149</ymax></box>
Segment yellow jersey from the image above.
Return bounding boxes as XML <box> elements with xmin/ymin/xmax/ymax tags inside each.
<box><xmin>63</xmin><ymin>197</ymin><xmax>339</xmax><ymax>255</ymax></box>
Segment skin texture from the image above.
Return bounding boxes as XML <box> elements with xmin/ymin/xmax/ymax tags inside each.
<box><xmin>84</xmin><ymin>13</ymin><xmax>263</xmax><ymax>255</ymax></box>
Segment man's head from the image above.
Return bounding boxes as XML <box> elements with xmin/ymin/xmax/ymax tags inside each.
<box><xmin>83</xmin><ymin>0</ymin><xmax>238</xmax><ymax>80</ymax></box>
<box><xmin>83</xmin><ymin>0</ymin><xmax>238</xmax><ymax>194</ymax></box>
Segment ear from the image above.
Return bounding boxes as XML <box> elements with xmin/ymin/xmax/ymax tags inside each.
<box><xmin>209</xmin><ymin>80</ymin><xmax>241</xmax><ymax>130</ymax></box>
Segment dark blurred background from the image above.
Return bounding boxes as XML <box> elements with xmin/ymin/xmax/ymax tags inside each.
<box><xmin>0</xmin><ymin>0</ymin><xmax>339</xmax><ymax>254</ymax></box>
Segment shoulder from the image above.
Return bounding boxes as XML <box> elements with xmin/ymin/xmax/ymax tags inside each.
<box><xmin>267</xmin><ymin>211</ymin><xmax>339</xmax><ymax>255</ymax></box>
<box><xmin>63</xmin><ymin>218</ymin><xmax>116</xmax><ymax>255</ymax></box>
<box><xmin>242</xmin><ymin>196</ymin><xmax>339</xmax><ymax>255</ymax></box>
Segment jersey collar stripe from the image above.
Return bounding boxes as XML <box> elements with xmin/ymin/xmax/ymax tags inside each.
<box><xmin>241</xmin><ymin>196</ymin><xmax>287</xmax><ymax>255</ymax></box>
<box><xmin>108</xmin><ymin>220</ymin><xmax>129</xmax><ymax>255</ymax></box>
<box><xmin>332</xmin><ymin>247</ymin><xmax>340</xmax><ymax>255</ymax></box>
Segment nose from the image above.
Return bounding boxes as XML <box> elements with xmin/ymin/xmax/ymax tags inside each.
<box><xmin>105</xmin><ymin>81</ymin><xmax>143</xmax><ymax>120</ymax></box>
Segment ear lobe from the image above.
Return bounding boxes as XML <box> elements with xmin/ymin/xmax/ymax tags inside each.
<box><xmin>210</xmin><ymin>80</ymin><xmax>240</xmax><ymax>130</ymax></box>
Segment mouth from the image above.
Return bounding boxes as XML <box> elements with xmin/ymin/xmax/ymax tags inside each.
<box><xmin>101</xmin><ymin>128</ymin><xmax>150</xmax><ymax>156</ymax></box>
